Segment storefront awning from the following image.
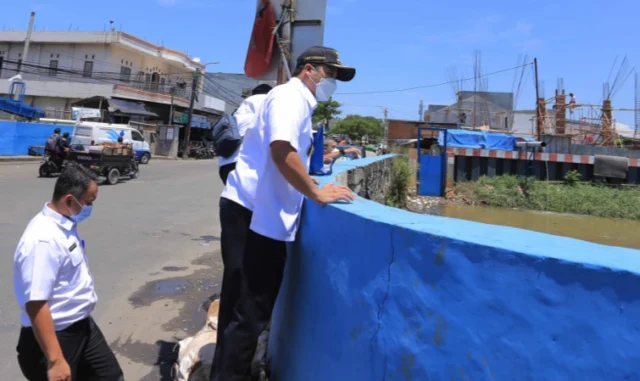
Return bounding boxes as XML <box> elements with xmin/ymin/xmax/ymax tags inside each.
<box><xmin>108</xmin><ymin>98</ymin><xmax>158</xmax><ymax>117</ymax></box>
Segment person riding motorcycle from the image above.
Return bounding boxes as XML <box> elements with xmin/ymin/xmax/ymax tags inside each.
<box><xmin>44</xmin><ymin>128</ymin><xmax>65</xmax><ymax>169</ymax></box>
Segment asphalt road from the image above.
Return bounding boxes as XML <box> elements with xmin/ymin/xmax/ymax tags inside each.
<box><xmin>0</xmin><ymin>159</ymin><xmax>224</xmax><ymax>380</ymax></box>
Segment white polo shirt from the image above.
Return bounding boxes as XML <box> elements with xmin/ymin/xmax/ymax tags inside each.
<box><xmin>13</xmin><ymin>204</ymin><xmax>97</xmax><ymax>331</ymax></box>
<box><xmin>218</xmin><ymin>94</ymin><xmax>268</xmax><ymax>168</ymax></box>
<box><xmin>221</xmin><ymin>77</ymin><xmax>317</xmax><ymax>242</ymax></box>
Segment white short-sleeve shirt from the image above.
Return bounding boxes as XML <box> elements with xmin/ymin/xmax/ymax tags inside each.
<box><xmin>221</xmin><ymin>77</ymin><xmax>317</xmax><ymax>242</ymax></box>
<box><xmin>218</xmin><ymin>94</ymin><xmax>268</xmax><ymax>168</ymax></box>
<box><xmin>13</xmin><ymin>204</ymin><xmax>97</xmax><ymax>331</ymax></box>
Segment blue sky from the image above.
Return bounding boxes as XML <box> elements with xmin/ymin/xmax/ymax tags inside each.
<box><xmin>4</xmin><ymin>0</ymin><xmax>640</xmax><ymax>126</ymax></box>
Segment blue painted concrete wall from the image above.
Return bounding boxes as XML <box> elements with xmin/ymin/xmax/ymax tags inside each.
<box><xmin>0</xmin><ymin>121</ymin><xmax>73</xmax><ymax>155</ymax></box>
<box><xmin>268</xmin><ymin>155</ymin><xmax>640</xmax><ymax>381</ymax></box>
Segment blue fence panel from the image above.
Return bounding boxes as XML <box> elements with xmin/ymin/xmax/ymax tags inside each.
<box><xmin>0</xmin><ymin>121</ymin><xmax>74</xmax><ymax>156</ymax></box>
<box><xmin>419</xmin><ymin>155</ymin><xmax>443</xmax><ymax>196</ymax></box>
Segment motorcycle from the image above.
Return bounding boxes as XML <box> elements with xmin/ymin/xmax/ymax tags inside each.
<box><xmin>39</xmin><ymin>153</ymin><xmax>63</xmax><ymax>178</ymax></box>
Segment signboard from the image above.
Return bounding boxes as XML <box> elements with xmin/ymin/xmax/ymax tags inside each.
<box><xmin>71</xmin><ymin>107</ymin><xmax>101</xmax><ymax>120</ymax></box>
<box><xmin>172</xmin><ymin>111</ymin><xmax>211</xmax><ymax>129</ymax></box>
<box><xmin>173</xmin><ymin>111</ymin><xmax>188</xmax><ymax>124</ymax></box>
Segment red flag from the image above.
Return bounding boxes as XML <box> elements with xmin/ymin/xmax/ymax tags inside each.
<box><xmin>244</xmin><ymin>0</ymin><xmax>277</xmax><ymax>78</ymax></box>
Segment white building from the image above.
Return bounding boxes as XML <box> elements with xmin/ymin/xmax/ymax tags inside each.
<box><xmin>0</xmin><ymin>31</ymin><xmax>225</xmax><ymax>121</ymax></box>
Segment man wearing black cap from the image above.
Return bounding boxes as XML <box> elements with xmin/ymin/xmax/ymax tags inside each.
<box><xmin>210</xmin><ymin>46</ymin><xmax>356</xmax><ymax>380</ymax></box>
<box><xmin>218</xmin><ymin>83</ymin><xmax>273</xmax><ymax>185</ymax></box>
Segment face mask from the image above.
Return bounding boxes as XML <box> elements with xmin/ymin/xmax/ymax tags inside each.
<box><xmin>68</xmin><ymin>196</ymin><xmax>93</xmax><ymax>224</ymax></box>
<box><xmin>311</xmin><ymin>68</ymin><xmax>338</xmax><ymax>102</ymax></box>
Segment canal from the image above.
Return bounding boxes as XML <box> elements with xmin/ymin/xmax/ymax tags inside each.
<box><xmin>437</xmin><ymin>204</ymin><xmax>640</xmax><ymax>250</ymax></box>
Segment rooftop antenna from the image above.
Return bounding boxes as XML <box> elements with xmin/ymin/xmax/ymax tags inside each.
<box><xmin>109</xmin><ymin>20</ymin><xmax>115</xmax><ymax>32</ymax></box>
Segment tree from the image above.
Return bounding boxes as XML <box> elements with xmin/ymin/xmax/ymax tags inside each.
<box><xmin>330</xmin><ymin>115</ymin><xmax>384</xmax><ymax>142</ymax></box>
<box><xmin>312</xmin><ymin>97</ymin><xmax>342</xmax><ymax>125</ymax></box>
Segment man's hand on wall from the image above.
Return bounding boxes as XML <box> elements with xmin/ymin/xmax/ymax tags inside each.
<box><xmin>312</xmin><ymin>183</ymin><xmax>354</xmax><ymax>206</ymax></box>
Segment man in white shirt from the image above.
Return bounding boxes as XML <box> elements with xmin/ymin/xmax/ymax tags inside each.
<box><xmin>13</xmin><ymin>162</ymin><xmax>123</xmax><ymax>381</ymax></box>
<box><xmin>218</xmin><ymin>83</ymin><xmax>273</xmax><ymax>184</ymax></box>
<box><xmin>210</xmin><ymin>46</ymin><xmax>356</xmax><ymax>381</ymax></box>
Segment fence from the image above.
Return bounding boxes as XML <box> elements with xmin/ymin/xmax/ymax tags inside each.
<box><xmin>0</xmin><ymin>121</ymin><xmax>74</xmax><ymax>155</ymax></box>
<box><xmin>542</xmin><ymin>135</ymin><xmax>640</xmax><ymax>158</ymax></box>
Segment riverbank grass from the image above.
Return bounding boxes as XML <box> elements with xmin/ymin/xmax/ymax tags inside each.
<box><xmin>452</xmin><ymin>175</ymin><xmax>640</xmax><ymax>220</ymax></box>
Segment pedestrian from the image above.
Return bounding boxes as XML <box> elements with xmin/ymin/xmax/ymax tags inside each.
<box><xmin>210</xmin><ymin>45</ymin><xmax>356</xmax><ymax>381</ymax></box>
<box><xmin>218</xmin><ymin>83</ymin><xmax>273</xmax><ymax>184</ymax></box>
<box><xmin>13</xmin><ymin>162</ymin><xmax>124</xmax><ymax>381</ymax></box>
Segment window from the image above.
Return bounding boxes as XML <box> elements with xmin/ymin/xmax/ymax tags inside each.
<box><xmin>120</xmin><ymin>66</ymin><xmax>131</xmax><ymax>83</ymax></box>
<box><xmin>131</xmin><ymin>130</ymin><xmax>144</xmax><ymax>142</ymax></box>
<box><xmin>0</xmin><ymin>57</ymin><xmax>3</xmax><ymax>76</ymax></box>
<box><xmin>83</xmin><ymin>61</ymin><xmax>93</xmax><ymax>77</ymax></box>
<box><xmin>49</xmin><ymin>60</ymin><xmax>58</xmax><ymax>76</ymax></box>
<box><xmin>144</xmin><ymin>73</ymin><xmax>151</xmax><ymax>90</ymax></box>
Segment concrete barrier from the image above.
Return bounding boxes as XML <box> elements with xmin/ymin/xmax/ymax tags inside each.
<box><xmin>0</xmin><ymin>121</ymin><xmax>74</xmax><ymax>156</ymax></box>
<box><xmin>268</xmin><ymin>155</ymin><xmax>640</xmax><ymax>381</ymax></box>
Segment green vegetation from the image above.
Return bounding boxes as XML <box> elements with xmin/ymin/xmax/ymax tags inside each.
<box><xmin>386</xmin><ymin>156</ymin><xmax>412</xmax><ymax>208</ymax></box>
<box><xmin>452</xmin><ymin>175</ymin><xmax>640</xmax><ymax>220</ymax></box>
<box><xmin>331</xmin><ymin>115</ymin><xmax>385</xmax><ymax>142</ymax></box>
<box><xmin>563</xmin><ymin>169</ymin><xmax>581</xmax><ymax>187</ymax></box>
<box><xmin>312</xmin><ymin>97</ymin><xmax>342</xmax><ymax>125</ymax></box>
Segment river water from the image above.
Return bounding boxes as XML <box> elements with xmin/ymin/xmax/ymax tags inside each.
<box><xmin>437</xmin><ymin>204</ymin><xmax>640</xmax><ymax>250</ymax></box>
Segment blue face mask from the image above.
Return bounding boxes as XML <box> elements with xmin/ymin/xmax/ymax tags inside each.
<box><xmin>70</xmin><ymin>196</ymin><xmax>93</xmax><ymax>224</ymax></box>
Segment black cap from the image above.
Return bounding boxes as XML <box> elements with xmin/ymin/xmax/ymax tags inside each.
<box><xmin>252</xmin><ymin>83</ymin><xmax>273</xmax><ymax>95</ymax></box>
<box><xmin>296</xmin><ymin>46</ymin><xmax>356</xmax><ymax>82</ymax></box>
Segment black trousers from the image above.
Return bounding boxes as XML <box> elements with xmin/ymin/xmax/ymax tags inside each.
<box><xmin>210</xmin><ymin>229</ymin><xmax>287</xmax><ymax>381</ymax></box>
<box><xmin>212</xmin><ymin>197</ymin><xmax>253</xmax><ymax>376</ymax></box>
<box><xmin>17</xmin><ymin>316</ymin><xmax>124</xmax><ymax>381</ymax></box>
<box><xmin>219</xmin><ymin>162</ymin><xmax>237</xmax><ymax>185</ymax></box>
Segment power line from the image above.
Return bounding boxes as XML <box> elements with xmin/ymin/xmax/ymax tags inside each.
<box><xmin>335</xmin><ymin>62</ymin><xmax>534</xmax><ymax>95</ymax></box>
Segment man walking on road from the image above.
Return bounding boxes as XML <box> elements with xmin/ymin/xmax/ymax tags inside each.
<box><xmin>218</xmin><ymin>83</ymin><xmax>273</xmax><ymax>185</ymax></box>
<box><xmin>210</xmin><ymin>46</ymin><xmax>356</xmax><ymax>381</ymax></box>
<box><xmin>13</xmin><ymin>162</ymin><xmax>124</xmax><ymax>381</ymax></box>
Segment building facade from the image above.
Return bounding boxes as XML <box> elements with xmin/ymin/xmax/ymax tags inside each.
<box><xmin>0</xmin><ymin>31</ymin><xmax>225</xmax><ymax>122</ymax></box>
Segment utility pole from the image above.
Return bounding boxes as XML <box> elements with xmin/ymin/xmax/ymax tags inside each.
<box><xmin>19</xmin><ymin>12</ymin><xmax>35</xmax><ymax>75</ymax></box>
<box><xmin>184</xmin><ymin>68</ymin><xmax>200</xmax><ymax>155</ymax></box>
<box><xmin>383</xmin><ymin>107</ymin><xmax>389</xmax><ymax>149</ymax></box>
<box><xmin>168</xmin><ymin>86</ymin><xmax>175</xmax><ymax>125</ymax></box>
<box><xmin>276</xmin><ymin>0</ymin><xmax>294</xmax><ymax>84</ymax></box>
<box><xmin>534</xmin><ymin>58</ymin><xmax>542</xmax><ymax>140</ymax></box>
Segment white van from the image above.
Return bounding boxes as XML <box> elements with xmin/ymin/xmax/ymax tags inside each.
<box><xmin>71</xmin><ymin>122</ymin><xmax>153</xmax><ymax>164</ymax></box>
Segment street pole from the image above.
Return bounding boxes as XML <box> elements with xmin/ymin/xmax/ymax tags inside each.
<box><xmin>383</xmin><ymin>107</ymin><xmax>389</xmax><ymax>149</ymax></box>
<box><xmin>169</xmin><ymin>87</ymin><xmax>175</xmax><ymax>125</ymax></box>
<box><xmin>184</xmin><ymin>68</ymin><xmax>200</xmax><ymax>156</ymax></box>
<box><xmin>19</xmin><ymin>12</ymin><xmax>36</xmax><ymax>75</ymax></box>
<box><xmin>534</xmin><ymin>57</ymin><xmax>541</xmax><ymax>141</ymax></box>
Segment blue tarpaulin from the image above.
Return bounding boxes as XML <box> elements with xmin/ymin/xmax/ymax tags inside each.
<box><xmin>437</xmin><ymin>129</ymin><xmax>525</xmax><ymax>150</ymax></box>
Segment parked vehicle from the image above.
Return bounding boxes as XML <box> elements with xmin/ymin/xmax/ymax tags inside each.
<box><xmin>70</xmin><ymin>122</ymin><xmax>153</xmax><ymax>164</ymax></box>
<box><xmin>188</xmin><ymin>141</ymin><xmax>216</xmax><ymax>159</ymax></box>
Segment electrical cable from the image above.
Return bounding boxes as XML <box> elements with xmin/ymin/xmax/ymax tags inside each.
<box><xmin>335</xmin><ymin>62</ymin><xmax>533</xmax><ymax>95</ymax></box>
